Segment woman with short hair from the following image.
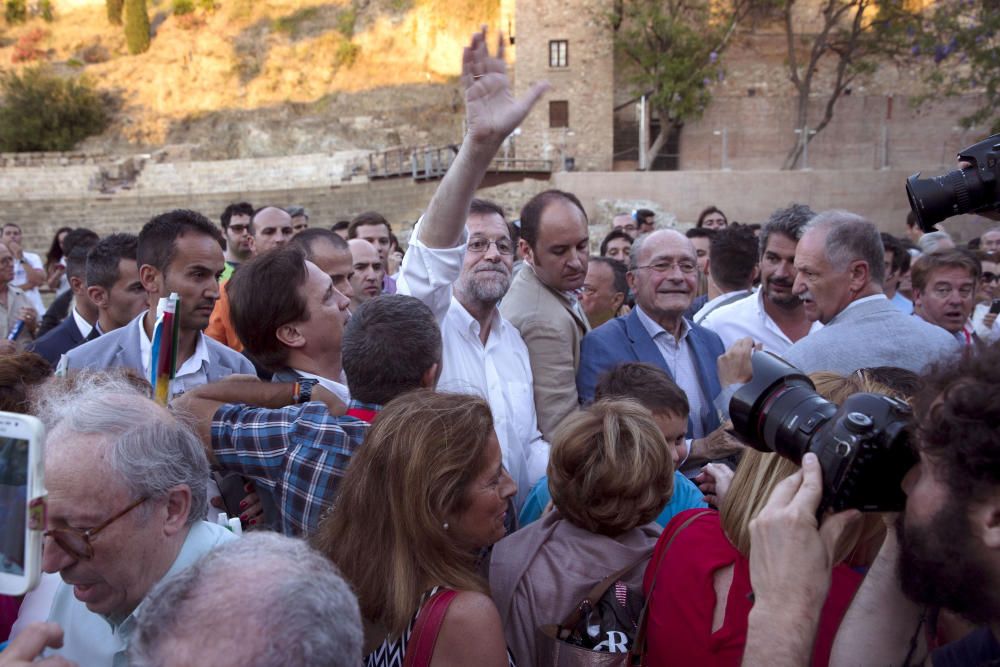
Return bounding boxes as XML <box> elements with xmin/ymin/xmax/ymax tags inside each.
<box><xmin>314</xmin><ymin>389</ymin><xmax>517</xmax><ymax>667</ymax></box>
<box><xmin>490</xmin><ymin>399</ymin><xmax>674</xmax><ymax>666</ymax></box>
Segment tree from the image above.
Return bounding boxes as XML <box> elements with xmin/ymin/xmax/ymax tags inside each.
<box><xmin>917</xmin><ymin>0</ymin><xmax>1000</xmax><ymax>134</ymax></box>
<box><xmin>124</xmin><ymin>0</ymin><xmax>150</xmax><ymax>55</ymax></box>
<box><xmin>611</xmin><ymin>0</ymin><xmax>749</xmax><ymax>170</ymax></box>
<box><xmin>777</xmin><ymin>0</ymin><xmax>918</xmax><ymax>169</ymax></box>
<box><xmin>107</xmin><ymin>0</ymin><xmax>124</xmax><ymax>25</ymax></box>
<box><xmin>0</xmin><ymin>67</ymin><xmax>110</xmax><ymax>152</ymax></box>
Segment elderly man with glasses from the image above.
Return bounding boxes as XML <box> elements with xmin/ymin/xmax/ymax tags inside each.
<box><xmin>27</xmin><ymin>373</ymin><xmax>234</xmax><ymax>666</ymax></box>
<box><xmin>577</xmin><ymin>229</ymin><xmax>749</xmax><ymax>470</ymax></box>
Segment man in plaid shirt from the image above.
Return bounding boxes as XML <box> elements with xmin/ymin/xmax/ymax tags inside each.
<box><xmin>176</xmin><ymin>294</ymin><xmax>443</xmax><ymax>537</ymax></box>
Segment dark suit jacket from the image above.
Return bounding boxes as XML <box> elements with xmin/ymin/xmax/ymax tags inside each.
<box><xmin>577</xmin><ymin>308</ymin><xmax>725</xmax><ymax>437</ymax></box>
<box><xmin>28</xmin><ymin>312</ymin><xmax>94</xmax><ymax>366</ymax></box>
<box><xmin>37</xmin><ymin>289</ymin><xmax>73</xmax><ymax>338</ymax></box>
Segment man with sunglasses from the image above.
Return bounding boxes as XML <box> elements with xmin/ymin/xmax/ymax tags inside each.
<box><xmin>219</xmin><ymin>202</ymin><xmax>254</xmax><ymax>283</ymax></box>
<box><xmin>396</xmin><ymin>35</ymin><xmax>551</xmax><ymax>507</ymax></box>
<box><xmin>33</xmin><ymin>377</ymin><xmax>234</xmax><ymax>666</ymax></box>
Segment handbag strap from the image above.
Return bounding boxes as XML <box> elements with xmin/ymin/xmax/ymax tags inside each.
<box><xmin>630</xmin><ymin>509</ymin><xmax>714</xmax><ymax>663</ymax></box>
<box><xmin>403</xmin><ymin>588</ymin><xmax>459</xmax><ymax>667</ymax></box>
<box><xmin>557</xmin><ymin>550</ymin><xmax>651</xmax><ymax>631</ymax></box>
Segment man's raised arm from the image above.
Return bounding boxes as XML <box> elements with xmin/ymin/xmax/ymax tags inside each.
<box><xmin>417</xmin><ymin>28</ymin><xmax>548</xmax><ymax>249</ymax></box>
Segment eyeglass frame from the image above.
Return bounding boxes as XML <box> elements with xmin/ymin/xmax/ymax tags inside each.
<box><xmin>632</xmin><ymin>258</ymin><xmax>698</xmax><ymax>274</ymax></box>
<box><xmin>981</xmin><ymin>272</ymin><xmax>998</xmax><ymax>284</ymax></box>
<box><xmin>44</xmin><ymin>496</ymin><xmax>149</xmax><ymax>561</ymax></box>
<box><xmin>467</xmin><ymin>236</ymin><xmax>514</xmax><ymax>256</ymax></box>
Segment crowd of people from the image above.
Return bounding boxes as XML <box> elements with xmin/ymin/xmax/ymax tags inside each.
<box><xmin>0</xmin><ymin>29</ymin><xmax>999</xmax><ymax>667</ymax></box>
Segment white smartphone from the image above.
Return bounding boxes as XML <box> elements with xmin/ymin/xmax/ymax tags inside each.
<box><xmin>0</xmin><ymin>412</ymin><xmax>45</xmax><ymax>596</ymax></box>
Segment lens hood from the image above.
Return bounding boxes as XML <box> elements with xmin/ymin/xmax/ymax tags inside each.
<box><xmin>730</xmin><ymin>351</ymin><xmax>814</xmax><ymax>448</ymax></box>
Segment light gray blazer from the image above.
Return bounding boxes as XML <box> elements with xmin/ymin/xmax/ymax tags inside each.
<box><xmin>781</xmin><ymin>296</ymin><xmax>960</xmax><ymax>375</ymax></box>
<box><xmin>62</xmin><ymin>311</ymin><xmax>255</xmax><ymax>381</ymax></box>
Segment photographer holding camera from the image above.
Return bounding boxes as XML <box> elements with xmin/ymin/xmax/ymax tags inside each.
<box><xmin>741</xmin><ymin>343</ymin><xmax>1000</xmax><ymax>666</ymax></box>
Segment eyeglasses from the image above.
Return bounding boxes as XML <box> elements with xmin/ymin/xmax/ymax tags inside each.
<box><xmin>930</xmin><ymin>285</ymin><xmax>975</xmax><ymax>299</ymax></box>
<box><xmin>467</xmin><ymin>237</ymin><xmax>514</xmax><ymax>255</ymax></box>
<box><xmin>44</xmin><ymin>497</ymin><xmax>148</xmax><ymax>561</ymax></box>
<box><xmin>981</xmin><ymin>272</ymin><xmax>998</xmax><ymax>284</ymax></box>
<box><xmin>634</xmin><ymin>259</ymin><xmax>698</xmax><ymax>274</ymax></box>
<box><xmin>227</xmin><ymin>224</ymin><xmax>250</xmax><ymax>234</ymax></box>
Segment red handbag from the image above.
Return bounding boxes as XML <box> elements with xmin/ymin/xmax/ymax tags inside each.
<box><xmin>403</xmin><ymin>588</ymin><xmax>459</xmax><ymax>667</ymax></box>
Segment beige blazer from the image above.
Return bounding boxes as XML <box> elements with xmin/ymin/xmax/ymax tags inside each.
<box><xmin>500</xmin><ymin>266</ymin><xmax>590</xmax><ymax>440</ymax></box>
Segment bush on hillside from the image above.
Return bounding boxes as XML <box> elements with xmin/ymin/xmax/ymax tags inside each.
<box><xmin>124</xmin><ymin>0</ymin><xmax>150</xmax><ymax>54</ymax></box>
<box><xmin>4</xmin><ymin>0</ymin><xmax>27</xmax><ymax>24</ymax></box>
<box><xmin>0</xmin><ymin>67</ymin><xmax>111</xmax><ymax>152</ymax></box>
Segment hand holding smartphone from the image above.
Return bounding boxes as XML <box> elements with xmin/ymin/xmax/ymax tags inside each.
<box><xmin>0</xmin><ymin>411</ymin><xmax>45</xmax><ymax>596</ymax></box>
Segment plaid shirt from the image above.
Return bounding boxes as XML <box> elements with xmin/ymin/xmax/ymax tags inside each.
<box><xmin>211</xmin><ymin>399</ymin><xmax>379</xmax><ymax>537</ymax></box>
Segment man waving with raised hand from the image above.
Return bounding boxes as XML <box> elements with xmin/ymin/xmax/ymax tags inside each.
<box><xmin>397</xmin><ymin>28</ymin><xmax>551</xmax><ymax>509</ymax></box>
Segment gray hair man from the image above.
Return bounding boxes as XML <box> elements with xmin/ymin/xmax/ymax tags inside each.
<box><xmin>395</xmin><ymin>33</ymin><xmax>551</xmax><ymax>507</ymax></box>
<box><xmin>782</xmin><ymin>210</ymin><xmax>958</xmax><ymax>374</ymax></box>
<box><xmin>35</xmin><ymin>373</ymin><xmax>235</xmax><ymax>666</ymax></box>
<box><xmin>129</xmin><ymin>533</ymin><xmax>363</xmax><ymax>667</ymax></box>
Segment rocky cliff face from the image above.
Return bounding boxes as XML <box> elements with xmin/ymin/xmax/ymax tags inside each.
<box><xmin>0</xmin><ymin>0</ymin><xmax>496</xmax><ymax>157</ymax></box>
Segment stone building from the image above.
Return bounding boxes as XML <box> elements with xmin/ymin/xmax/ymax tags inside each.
<box><xmin>506</xmin><ymin>0</ymin><xmax>983</xmax><ymax>174</ymax></box>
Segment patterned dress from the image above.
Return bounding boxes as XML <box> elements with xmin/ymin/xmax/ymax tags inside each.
<box><xmin>365</xmin><ymin>587</ymin><xmax>517</xmax><ymax>666</ymax></box>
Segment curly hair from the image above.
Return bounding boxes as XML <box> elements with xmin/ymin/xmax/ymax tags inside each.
<box><xmin>913</xmin><ymin>344</ymin><xmax>1000</xmax><ymax>502</ymax></box>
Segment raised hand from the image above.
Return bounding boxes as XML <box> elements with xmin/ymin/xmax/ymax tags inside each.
<box><xmin>461</xmin><ymin>28</ymin><xmax>549</xmax><ymax>149</ymax></box>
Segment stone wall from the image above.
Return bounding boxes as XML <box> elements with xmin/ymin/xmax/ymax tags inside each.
<box><xmin>5</xmin><ymin>164</ymin><xmax>989</xmax><ymax>255</ymax></box>
<box><xmin>511</xmin><ymin>0</ymin><xmax>615</xmax><ymax>172</ymax></box>
<box><xmin>552</xmin><ymin>169</ymin><xmax>989</xmax><ymax>243</ymax></box>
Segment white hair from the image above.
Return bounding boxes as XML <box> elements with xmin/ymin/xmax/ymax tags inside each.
<box><xmin>805</xmin><ymin>210</ymin><xmax>886</xmax><ymax>285</ymax></box>
<box><xmin>917</xmin><ymin>230</ymin><xmax>955</xmax><ymax>254</ymax></box>
<box><xmin>36</xmin><ymin>371</ymin><xmax>209</xmax><ymax>525</ymax></box>
<box><xmin>129</xmin><ymin>533</ymin><xmax>364</xmax><ymax>667</ymax></box>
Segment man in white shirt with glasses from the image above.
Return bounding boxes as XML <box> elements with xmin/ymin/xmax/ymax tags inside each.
<box><xmin>397</xmin><ymin>30</ymin><xmax>550</xmax><ymax>508</ymax></box>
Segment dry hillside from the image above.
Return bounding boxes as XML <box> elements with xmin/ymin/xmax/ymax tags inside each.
<box><xmin>0</xmin><ymin>0</ymin><xmax>499</xmax><ymax>157</ymax></box>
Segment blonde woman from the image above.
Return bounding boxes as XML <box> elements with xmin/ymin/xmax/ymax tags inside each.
<box><xmin>642</xmin><ymin>371</ymin><xmax>909</xmax><ymax>667</ymax></box>
<box><xmin>314</xmin><ymin>390</ymin><xmax>517</xmax><ymax>667</ymax></box>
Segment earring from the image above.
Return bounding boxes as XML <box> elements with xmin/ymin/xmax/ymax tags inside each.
<box><xmin>443</xmin><ymin>522</ymin><xmax>449</xmax><ymax>530</ymax></box>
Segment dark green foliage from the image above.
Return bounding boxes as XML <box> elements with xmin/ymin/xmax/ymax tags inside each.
<box><xmin>39</xmin><ymin>0</ymin><xmax>53</xmax><ymax>21</ymax></box>
<box><xmin>611</xmin><ymin>0</ymin><xmax>746</xmax><ymax>169</ymax></box>
<box><xmin>172</xmin><ymin>0</ymin><xmax>194</xmax><ymax>16</ymax></box>
<box><xmin>0</xmin><ymin>67</ymin><xmax>110</xmax><ymax>152</ymax></box>
<box><xmin>106</xmin><ymin>0</ymin><xmax>124</xmax><ymax>25</ymax></box>
<box><xmin>4</xmin><ymin>0</ymin><xmax>27</xmax><ymax>24</ymax></box>
<box><xmin>917</xmin><ymin>0</ymin><xmax>1000</xmax><ymax>133</ymax></box>
<box><xmin>124</xmin><ymin>0</ymin><xmax>150</xmax><ymax>54</ymax></box>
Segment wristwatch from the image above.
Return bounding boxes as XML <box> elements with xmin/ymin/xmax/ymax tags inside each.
<box><xmin>292</xmin><ymin>378</ymin><xmax>319</xmax><ymax>404</ymax></box>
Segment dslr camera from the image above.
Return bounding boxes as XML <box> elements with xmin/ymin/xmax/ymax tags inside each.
<box><xmin>906</xmin><ymin>133</ymin><xmax>1000</xmax><ymax>232</ymax></box>
<box><xmin>729</xmin><ymin>352</ymin><xmax>915</xmax><ymax>513</ymax></box>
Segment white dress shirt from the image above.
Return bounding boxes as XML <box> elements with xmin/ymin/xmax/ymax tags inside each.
<box><xmin>634</xmin><ymin>306</ymin><xmax>713</xmax><ymax>439</ymax></box>
<box><xmin>12</xmin><ymin>251</ymin><xmax>44</xmax><ymax>314</ymax></box>
<box><xmin>138</xmin><ymin>318</ymin><xmax>211</xmax><ymax>398</ymax></box>
<box><xmin>397</xmin><ymin>224</ymin><xmax>549</xmax><ymax>508</ymax></box>
<box><xmin>692</xmin><ymin>289</ymin><xmax>753</xmax><ymax>325</ymax></box>
<box><xmin>701</xmin><ymin>288</ymin><xmax>823</xmax><ymax>354</ymax></box>
<box><xmin>291</xmin><ymin>367</ymin><xmax>351</xmax><ymax>404</ymax></box>
<box><xmin>71</xmin><ymin>304</ymin><xmax>94</xmax><ymax>340</ymax></box>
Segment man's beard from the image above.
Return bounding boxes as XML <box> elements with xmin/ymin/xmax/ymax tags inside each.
<box><xmin>896</xmin><ymin>497</ymin><xmax>999</xmax><ymax>625</ymax></box>
<box><xmin>764</xmin><ymin>278</ymin><xmax>800</xmax><ymax>308</ymax></box>
<box><xmin>456</xmin><ymin>264</ymin><xmax>511</xmax><ymax>305</ymax></box>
